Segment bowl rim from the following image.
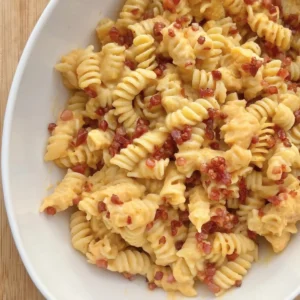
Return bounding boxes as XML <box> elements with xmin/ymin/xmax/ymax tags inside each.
<box><xmin>2</xmin><ymin>1</ymin><xmax>300</xmax><ymax>299</ymax></box>
<box><xmin>1</xmin><ymin>0</ymin><xmax>58</xmax><ymax>299</ymax></box>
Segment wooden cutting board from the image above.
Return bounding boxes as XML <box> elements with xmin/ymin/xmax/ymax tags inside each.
<box><xmin>0</xmin><ymin>1</ymin><xmax>299</xmax><ymax>300</ymax></box>
<box><xmin>0</xmin><ymin>1</ymin><xmax>48</xmax><ymax>299</ymax></box>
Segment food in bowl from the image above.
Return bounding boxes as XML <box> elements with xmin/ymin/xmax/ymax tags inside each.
<box><xmin>39</xmin><ymin>0</ymin><xmax>300</xmax><ymax>297</ymax></box>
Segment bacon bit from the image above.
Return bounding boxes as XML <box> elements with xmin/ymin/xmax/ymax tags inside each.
<box><xmin>267</xmin><ymin>86</ymin><xmax>278</xmax><ymax>95</ymax></box>
<box><xmin>152</xmin><ymin>135</ymin><xmax>177</xmax><ymax>160</ymax></box>
<box><xmin>154</xmin><ymin>67</ymin><xmax>164</xmax><ymax>77</ymax></box>
<box><xmin>258</xmin><ymin>208</ymin><xmax>265</xmax><ymax>217</ymax></box>
<box><xmin>283</xmin><ymin>139</ymin><xmax>292</xmax><ymax>147</ymax></box>
<box><xmin>83</xmin><ymin>182</ymin><xmax>92</xmax><ymax>193</ymax></box>
<box><xmin>153</xmin><ymin>22</ymin><xmax>166</xmax><ymax>42</ymax></box>
<box><xmin>185</xmin><ymin>171</ymin><xmax>201</xmax><ymax>187</ymax></box>
<box><xmin>146</xmin><ymin>222</ymin><xmax>154</xmax><ymax>231</ymax></box>
<box><xmin>60</xmin><ymin>110</ymin><xmax>73</xmax><ymax>121</ymax></box>
<box><xmin>173</xmin><ymin>22</ymin><xmax>181</xmax><ymax>29</ymax></box>
<box><xmin>200</xmin><ymin>88</ymin><xmax>214</xmax><ymax>98</ymax></box>
<box><xmin>171</xmin><ymin>220</ymin><xmax>182</xmax><ymax>236</ymax></box>
<box><xmin>238</xmin><ymin>177</ymin><xmax>247</xmax><ymax>204</ymax></box>
<box><xmin>125</xmin><ymin>59</ymin><xmax>136</xmax><ymax>70</ymax></box>
<box><xmin>84</xmin><ymin>87</ymin><xmax>97</xmax><ymax>98</ymax></box>
<box><xmin>227</xmin><ymin>252</ymin><xmax>239</xmax><ymax>261</ymax></box>
<box><xmin>132</xmin><ymin>119</ymin><xmax>149</xmax><ymax>139</ymax></box>
<box><xmin>178</xmin><ymin>210</ymin><xmax>189</xmax><ymax>225</ymax></box>
<box><xmin>131</xmin><ymin>8</ymin><xmax>139</xmax><ymax>15</ymax></box>
<box><xmin>98</xmin><ymin>201</ymin><xmax>107</xmax><ymax>213</ymax></box>
<box><xmin>176</xmin><ymin>157</ymin><xmax>187</xmax><ymax>166</ymax></box>
<box><xmin>242</xmin><ymin>57</ymin><xmax>263</xmax><ymax>77</ymax></box>
<box><xmin>204</xmin><ymin>119</ymin><xmax>215</xmax><ymax>140</ymax></box>
<box><xmin>168</xmin><ymin>28</ymin><xmax>175</xmax><ymax>37</ymax></box>
<box><xmin>143</xmin><ymin>10</ymin><xmax>154</xmax><ymax>20</ymax></box>
<box><xmin>163</xmin><ymin>0</ymin><xmax>177</xmax><ymax>12</ymax></box>
<box><xmin>206</xmin><ymin>281</ymin><xmax>221</xmax><ymax>294</ymax></box>
<box><xmin>195</xmin><ymin>232</ymin><xmax>208</xmax><ymax>242</ymax></box>
<box><xmin>99</xmin><ymin>120</ymin><xmax>108</xmax><ymax>131</ymax></box>
<box><xmin>154</xmin><ymin>271</ymin><xmax>164</xmax><ymax>281</ymax></box>
<box><xmin>235</xmin><ymin>280</ymin><xmax>242</xmax><ymax>287</ymax></box>
<box><xmin>294</xmin><ymin>110</ymin><xmax>300</xmax><ymax>125</ymax></box>
<box><xmin>149</xmin><ymin>94</ymin><xmax>162</xmax><ymax>108</ymax></box>
<box><xmin>123</xmin><ymin>272</ymin><xmax>134</xmax><ymax>281</ymax></box>
<box><xmin>146</xmin><ymin>158</ymin><xmax>156</xmax><ymax>169</ymax></box>
<box><xmin>75</xmin><ymin>128</ymin><xmax>88</xmax><ymax>146</ymax></box>
<box><xmin>96</xmin><ymin>259</ymin><xmax>108</xmax><ymax>269</ymax></box>
<box><xmin>266</xmin><ymin>136</ymin><xmax>276</xmax><ymax>149</ymax></box>
<box><xmin>125</xmin><ymin>216</ymin><xmax>132</xmax><ymax>226</ymax></box>
<box><xmin>175</xmin><ymin>240</ymin><xmax>184</xmax><ymax>250</ymax></box>
<box><xmin>95</xmin><ymin>107</ymin><xmax>105</xmax><ymax>116</ymax></box>
<box><xmin>159</xmin><ymin>236</ymin><xmax>166</xmax><ymax>244</ymax></box>
<box><xmin>268</xmin><ymin>4</ymin><xmax>277</xmax><ymax>14</ymax></box>
<box><xmin>198</xmin><ymin>36</ymin><xmax>206</xmax><ymax>45</ymax></box>
<box><xmin>111</xmin><ymin>194</ymin><xmax>123</xmax><ymax>205</ymax></box>
<box><xmin>201</xmin><ymin>242</ymin><xmax>212</xmax><ymax>254</ymax></box>
<box><xmin>229</xmin><ymin>26</ymin><xmax>238</xmax><ymax>35</ymax></box>
<box><xmin>48</xmin><ymin>123</ymin><xmax>57</xmax><ymax>133</ymax></box>
<box><xmin>109</xmin><ymin>27</ymin><xmax>121</xmax><ymax>43</ymax></box>
<box><xmin>277</xmin><ymin>68</ymin><xmax>289</xmax><ymax>79</ymax></box>
<box><xmin>201</xmin><ymin>221</ymin><xmax>217</xmax><ymax>234</ymax></box>
<box><xmin>267</xmin><ymin>195</ymin><xmax>281</xmax><ymax>206</ymax></box>
<box><xmin>167</xmin><ymin>274</ymin><xmax>176</xmax><ymax>283</ymax></box>
<box><xmin>45</xmin><ymin>206</ymin><xmax>56</xmax><ymax>215</ymax></box>
<box><xmin>73</xmin><ymin>196</ymin><xmax>82</xmax><ymax>206</ymax></box>
<box><xmin>171</xmin><ymin>125</ymin><xmax>192</xmax><ymax>145</ymax></box>
<box><xmin>148</xmin><ymin>282</ymin><xmax>157</xmax><ymax>290</ymax></box>
<box><xmin>109</xmin><ymin>127</ymin><xmax>131</xmax><ymax>156</ymax></box>
<box><xmin>185</xmin><ymin>61</ymin><xmax>194</xmax><ymax>68</ymax></box>
<box><xmin>106</xmin><ymin>211</ymin><xmax>110</xmax><ymax>219</ymax></box>
<box><xmin>155</xmin><ymin>207</ymin><xmax>169</xmax><ymax>221</ymax></box>
<box><xmin>210</xmin><ymin>142</ymin><xmax>220</xmax><ymax>150</ymax></box>
<box><xmin>192</xmin><ymin>23</ymin><xmax>199</xmax><ymax>31</ymax></box>
<box><xmin>71</xmin><ymin>164</ymin><xmax>86</xmax><ymax>174</ymax></box>
<box><xmin>251</xmin><ymin>136</ymin><xmax>259</xmax><ymax>144</ymax></box>
<box><xmin>212</xmin><ymin>70</ymin><xmax>222</xmax><ymax>81</ymax></box>
<box><xmin>247</xmin><ymin>230</ymin><xmax>257</xmax><ymax>240</ymax></box>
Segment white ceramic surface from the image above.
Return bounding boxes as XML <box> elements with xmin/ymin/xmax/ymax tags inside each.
<box><xmin>2</xmin><ymin>0</ymin><xmax>300</xmax><ymax>299</ymax></box>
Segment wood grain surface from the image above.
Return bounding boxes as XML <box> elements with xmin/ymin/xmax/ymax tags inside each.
<box><xmin>0</xmin><ymin>1</ymin><xmax>299</xmax><ymax>300</ymax></box>
<box><xmin>0</xmin><ymin>1</ymin><xmax>48</xmax><ymax>299</ymax></box>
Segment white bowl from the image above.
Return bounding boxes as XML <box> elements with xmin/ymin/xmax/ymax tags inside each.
<box><xmin>2</xmin><ymin>0</ymin><xmax>300</xmax><ymax>299</ymax></box>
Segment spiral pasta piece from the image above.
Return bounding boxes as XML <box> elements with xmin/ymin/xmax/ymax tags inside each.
<box><xmin>77</xmin><ymin>45</ymin><xmax>102</xmax><ymax>90</ymax></box>
<box><xmin>161</xmin><ymin>23</ymin><xmax>195</xmax><ymax>69</ymax></box>
<box><xmin>247</xmin><ymin>6</ymin><xmax>291</xmax><ymax>51</ymax></box>
<box><xmin>165</xmin><ymin>97</ymin><xmax>219</xmax><ymax>130</ymax></box>
<box><xmin>250</xmin><ymin>119</ymin><xmax>275</xmax><ymax>168</ymax></box>
<box><xmin>101</xmin><ymin>43</ymin><xmax>126</xmax><ymax>84</ymax></box>
<box><xmin>128</xmin><ymin>158</ymin><xmax>169</xmax><ymax>180</ymax></box>
<box><xmin>116</xmin><ymin>0</ymin><xmax>150</xmax><ymax>28</ymax></box>
<box><xmin>54</xmin><ymin>144</ymin><xmax>102</xmax><ymax>169</ymax></box>
<box><xmin>213</xmin><ymin>252</ymin><xmax>256</xmax><ymax>294</ymax></box>
<box><xmin>133</xmin><ymin>35</ymin><xmax>158</xmax><ymax>70</ymax></box>
<box><xmin>67</xmin><ymin>91</ymin><xmax>88</xmax><ymax>113</ymax></box>
<box><xmin>110</xmin><ymin>129</ymin><xmax>168</xmax><ymax>171</ymax></box>
<box><xmin>44</xmin><ymin>114</ymin><xmax>83</xmax><ymax>161</ymax></box>
<box><xmin>113</xmin><ymin>68</ymin><xmax>156</xmax><ymax>128</ymax></box>
<box><xmin>246</xmin><ymin>97</ymin><xmax>278</xmax><ymax>121</ymax></box>
<box><xmin>160</xmin><ymin>163</ymin><xmax>186</xmax><ymax>208</ymax></box>
<box><xmin>288</xmin><ymin>56</ymin><xmax>300</xmax><ymax>81</ymax></box>
<box><xmin>146</xmin><ymin>219</ymin><xmax>177</xmax><ymax>266</ymax></box>
<box><xmin>96</xmin><ymin>18</ymin><xmax>115</xmax><ymax>45</ymax></box>
<box><xmin>107</xmin><ymin>195</ymin><xmax>159</xmax><ymax>230</ymax></box>
<box><xmin>211</xmin><ymin>233</ymin><xmax>256</xmax><ymax>257</ymax></box>
<box><xmin>108</xmin><ymin>249</ymin><xmax>152</xmax><ymax>276</ymax></box>
<box><xmin>288</xmin><ymin>124</ymin><xmax>300</xmax><ymax>146</ymax></box>
<box><xmin>40</xmin><ymin>170</ymin><xmax>86</xmax><ymax>212</ymax></box>
<box><xmin>237</xmin><ymin>196</ymin><xmax>265</xmax><ymax>222</ymax></box>
<box><xmin>70</xmin><ymin>211</ymin><xmax>94</xmax><ymax>254</ymax></box>
<box><xmin>55</xmin><ymin>49</ymin><xmax>82</xmax><ymax>90</ymax></box>
<box><xmin>272</xmin><ymin>103</ymin><xmax>295</xmax><ymax>131</ymax></box>
<box><xmin>90</xmin><ymin>217</ymin><xmax>110</xmax><ymax>240</ymax></box>
<box><xmin>188</xmin><ymin>186</ymin><xmax>210</xmax><ymax>232</ymax></box>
